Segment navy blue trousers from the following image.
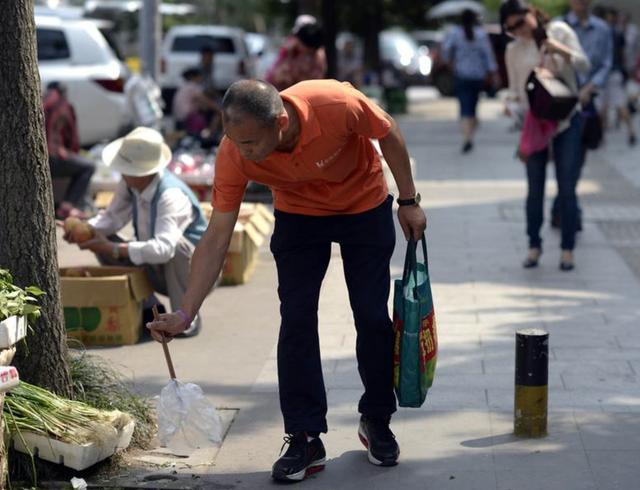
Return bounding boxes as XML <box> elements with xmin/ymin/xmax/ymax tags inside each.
<box><xmin>270</xmin><ymin>195</ymin><xmax>397</xmax><ymax>434</ymax></box>
<box><xmin>526</xmin><ymin>114</ymin><xmax>583</xmax><ymax>251</ymax></box>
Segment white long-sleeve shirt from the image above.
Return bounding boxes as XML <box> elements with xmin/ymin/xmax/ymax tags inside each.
<box><xmin>89</xmin><ymin>170</ymin><xmax>195</xmax><ymax>265</ymax></box>
<box><xmin>505</xmin><ymin>20</ymin><xmax>590</xmax><ymax>131</ymax></box>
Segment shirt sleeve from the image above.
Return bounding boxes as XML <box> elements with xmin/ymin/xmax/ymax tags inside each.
<box><xmin>505</xmin><ymin>43</ymin><xmax>520</xmax><ymax>101</ymax></box>
<box><xmin>211</xmin><ymin>139</ymin><xmax>249</xmax><ymax>212</ymax></box>
<box><xmin>127</xmin><ymin>188</ymin><xmax>194</xmax><ymax>265</ymax></box>
<box><xmin>344</xmin><ymin>85</ymin><xmax>392</xmax><ymax>139</ymax></box>
<box><xmin>480</xmin><ymin>31</ymin><xmax>498</xmax><ymax>73</ymax></box>
<box><xmin>88</xmin><ymin>180</ymin><xmax>133</xmax><ymax>235</ymax></box>
<box><xmin>441</xmin><ymin>30</ymin><xmax>456</xmax><ymax>65</ymax></box>
<box><xmin>549</xmin><ymin>21</ymin><xmax>591</xmax><ymax>74</ymax></box>
<box><xmin>590</xmin><ymin>25</ymin><xmax>613</xmax><ymax>89</ymax></box>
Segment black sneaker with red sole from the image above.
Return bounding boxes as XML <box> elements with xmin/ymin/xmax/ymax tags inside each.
<box><xmin>358</xmin><ymin>415</ymin><xmax>399</xmax><ymax>466</ymax></box>
<box><xmin>271</xmin><ymin>432</ymin><xmax>326</xmax><ymax>482</ymax></box>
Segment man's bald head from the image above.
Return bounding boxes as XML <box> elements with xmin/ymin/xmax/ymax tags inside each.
<box><xmin>222</xmin><ymin>80</ymin><xmax>284</xmax><ymax>127</ymax></box>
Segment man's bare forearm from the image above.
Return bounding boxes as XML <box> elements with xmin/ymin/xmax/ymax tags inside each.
<box><xmin>180</xmin><ymin>210</ymin><xmax>238</xmax><ymax>319</ymax></box>
<box><xmin>379</xmin><ymin>119</ymin><xmax>416</xmax><ymax>199</ymax></box>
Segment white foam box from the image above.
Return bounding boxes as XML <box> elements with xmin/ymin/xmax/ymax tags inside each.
<box><xmin>0</xmin><ymin>366</ymin><xmax>19</xmax><ymax>393</ymax></box>
<box><xmin>12</xmin><ymin>419</ymin><xmax>135</xmax><ymax>471</ymax></box>
<box><xmin>0</xmin><ymin>316</ymin><xmax>27</xmax><ymax>348</ymax></box>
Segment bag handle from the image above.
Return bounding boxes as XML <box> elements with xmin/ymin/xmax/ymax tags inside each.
<box><xmin>402</xmin><ymin>234</ymin><xmax>429</xmax><ymax>300</ymax></box>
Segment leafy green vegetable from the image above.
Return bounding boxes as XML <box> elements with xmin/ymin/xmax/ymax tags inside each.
<box><xmin>0</xmin><ymin>269</ymin><xmax>45</xmax><ymax>325</ymax></box>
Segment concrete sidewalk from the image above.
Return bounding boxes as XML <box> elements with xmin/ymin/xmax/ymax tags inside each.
<box><xmin>57</xmin><ymin>97</ymin><xmax>640</xmax><ymax>489</ymax></box>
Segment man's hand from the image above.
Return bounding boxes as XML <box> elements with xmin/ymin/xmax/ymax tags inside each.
<box><xmin>397</xmin><ymin>205</ymin><xmax>427</xmax><ymax>241</ymax></box>
<box><xmin>146</xmin><ymin>312</ymin><xmax>188</xmax><ymax>343</ymax></box>
<box><xmin>78</xmin><ymin>233</ymin><xmax>113</xmax><ymax>255</ymax></box>
<box><xmin>579</xmin><ymin>84</ymin><xmax>594</xmax><ymax>106</ymax></box>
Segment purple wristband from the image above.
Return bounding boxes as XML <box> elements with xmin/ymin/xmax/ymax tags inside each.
<box><xmin>175</xmin><ymin>309</ymin><xmax>192</xmax><ymax>329</ymax></box>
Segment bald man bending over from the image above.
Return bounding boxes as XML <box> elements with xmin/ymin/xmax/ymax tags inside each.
<box><xmin>148</xmin><ymin>79</ymin><xmax>426</xmax><ymax>482</ymax></box>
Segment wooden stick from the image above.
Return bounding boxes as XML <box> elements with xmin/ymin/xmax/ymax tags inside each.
<box><xmin>153</xmin><ymin>305</ymin><xmax>177</xmax><ymax>380</ymax></box>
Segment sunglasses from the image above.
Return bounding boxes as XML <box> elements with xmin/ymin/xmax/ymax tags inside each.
<box><xmin>505</xmin><ymin>17</ymin><xmax>526</xmax><ymax>33</ymax></box>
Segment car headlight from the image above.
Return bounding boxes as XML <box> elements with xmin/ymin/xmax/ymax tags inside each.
<box><xmin>419</xmin><ymin>56</ymin><xmax>432</xmax><ymax>76</ymax></box>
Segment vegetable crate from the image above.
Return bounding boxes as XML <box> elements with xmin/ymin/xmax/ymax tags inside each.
<box><xmin>12</xmin><ymin>418</ymin><xmax>135</xmax><ymax>471</ymax></box>
<box><xmin>59</xmin><ymin>266</ymin><xmax>153</xmax><ymax>346</ymax></box>
<box><xmin>200</xmin><ymin>203</ymin><xmax>274</xmax><ymax>285</ymax></box>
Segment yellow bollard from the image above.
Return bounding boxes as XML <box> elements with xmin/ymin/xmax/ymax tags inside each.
<box><xmin>514</xmin><ymin>328</ymin><xmax>549</xmax><ymax>438</ymax></box>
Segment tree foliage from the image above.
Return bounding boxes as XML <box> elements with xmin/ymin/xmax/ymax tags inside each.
<box><xmin>483</xmin><ymin>0</ymin><xmax>570</xmax><ymax>18</ymax></box>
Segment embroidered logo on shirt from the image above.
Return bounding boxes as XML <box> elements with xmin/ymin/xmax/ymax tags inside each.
<box><xmin>314</xmin><ymin>146</ymin><xmax>344</xmax><ymax>168</ymax></box>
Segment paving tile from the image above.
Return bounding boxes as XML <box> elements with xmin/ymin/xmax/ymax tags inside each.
<box><xmin>587</xmin><ymin>451</ymin><xmax>640</xmax><ymax>490</ymax></box>
<box><xmin>576</xmin><ymin>413</ymin><xmax>640</xmax><ymax>450</ymax></box>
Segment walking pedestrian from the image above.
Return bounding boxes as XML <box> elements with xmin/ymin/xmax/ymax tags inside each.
<box><xmin>601</xmin><ymin>8</ymin><xmax>637</xmax><ymax>146</ymax></box>
<box><xmin>550</xmin><ymin>0</ymin><xmax>613</xmax><ymax>231</ymax></box>
<box><xmin>146</xmin><ymin>79</ymin><xmax>427</xmax><ymax>481</ymax></box>
<box><xmin>441</xmin><ymin>9</ymin><xmax>499</xmax><ymax>153</ymax></box>
<box><xmin>501</xmin><ymin>0</ymin><xmax>590</xmax><ymax>271</ymax></box>
<box><xmin>265</xmin><ymin>19</ymin><xmax>327</xmax><ymax>91</ymax></box>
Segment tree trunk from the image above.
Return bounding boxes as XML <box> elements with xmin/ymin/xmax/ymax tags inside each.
<box><xmin>363</xmin><ymin>0</ymin><xmax>383</xmax><ymax>76</ymax></box>
<box><xmin>0</xmin><ymin>1</ymin><xmax>73</xmax><ymax>398</ymax></box>
<box><xmin>321</xmin><ymin>0</ymin><xmax>337</xmax><ymax>79</ymax></box>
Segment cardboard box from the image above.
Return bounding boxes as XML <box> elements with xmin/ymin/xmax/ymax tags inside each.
<box><xmin>199</xmin><ymin>203</ymin><xmax>274</xmax><ymax>285</ymax></box>
<box><xmin>59</xmin><ymin>266</ymin><xmax>153</xmax><ymax>346</ymax></box>
<box><xmin>223</xmin><ymin>204</ymin><xmax>273</xmax><ymax>285</ymax></box>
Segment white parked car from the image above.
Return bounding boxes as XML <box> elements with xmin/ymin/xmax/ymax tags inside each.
<box><xmin>36</xmin><ymin>15</ymin><xmax>133</xmax><ymax>146</ymax></box>
<box><xmin>159</xmin><ymin>25</ymin><xmax>256</xmax><ymax>101</ymax></box>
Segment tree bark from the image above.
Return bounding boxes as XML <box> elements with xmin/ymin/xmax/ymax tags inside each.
<box><xmin>0</xmin><ymin>1</ymin><xmax>72</xmax><ymax>397</ymax></box>
<box><xmin>363</xmin><ymin>0</ymin><xmax>383</xmax><ymax>75</ymax></box>
<box><xmin>321</xmin><ymin>0</ymin><xmax>337</xmax><ymax>79</ymax></box>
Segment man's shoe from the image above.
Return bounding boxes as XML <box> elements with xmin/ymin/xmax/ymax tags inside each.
<box><xmin>358</xmin><ymin>415</ymin><xmax>399</xmax><ymax>466</ymax></box>
<box><xmin>271</xmin><ymin>432</ymin><xmax>326</xmax><ymax>482</ymax></box>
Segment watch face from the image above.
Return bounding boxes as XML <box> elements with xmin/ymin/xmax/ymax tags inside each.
<box><xmin>415</xmin><ymin>192</ymin><xmax>422</xmax><ymax>204</ymax></box>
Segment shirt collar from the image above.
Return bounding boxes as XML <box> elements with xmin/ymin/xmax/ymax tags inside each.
<box><xmin>280</xmin><ymin>92</ymin><xmax>322</xmax><ymax>154</ymax></box>
<box><xmin>132</xmin><ymin>170</ymin><xmax>163</xmax><ymax>202</ymax></box>
<box><xmin>566</xmin><ymin>11</ymin><xmax>596</xmax><ymax>30</ymax></box>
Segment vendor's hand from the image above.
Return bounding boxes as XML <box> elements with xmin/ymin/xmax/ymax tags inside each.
<box><xmin>146</xmin><ymin>313</ymin><xmax>187</xmax><ymax>343</ymax></box>
<box><xmin>78</xmin><ymin>233</ymin><xmax>112</xmax><ymax>255</ymax></box>
<box><xmin>398</xmin><ymin>205</ymin><xmax>427</xmax><ymax>241</ymax></box>
<box><xmin>58</xmin><ymin>147</ymin><xmax>69</xmax><ymax>160</ymax></box>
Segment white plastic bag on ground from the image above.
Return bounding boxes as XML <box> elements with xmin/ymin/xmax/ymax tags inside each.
<box><xmin>158</xmin><ymin>379</ymin><xmax>222</xmax><ymax>455</ymax></box>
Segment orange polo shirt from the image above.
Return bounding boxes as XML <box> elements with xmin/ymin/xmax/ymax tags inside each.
<box><xmin>211</xmin><ymin>79</ymin><xmax>391</xmax><ymax>216</ymax></box>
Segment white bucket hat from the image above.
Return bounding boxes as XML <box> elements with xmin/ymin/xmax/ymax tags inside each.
<box><xmin>102</xmin><ymin>127</ymin><xmax>172</xmax><ymax>177</ymax></box>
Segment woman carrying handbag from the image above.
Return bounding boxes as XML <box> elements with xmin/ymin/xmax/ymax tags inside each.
<box><xmin>501</xmin><ymin>0</ymin><xmax>590</xmax><ymax>271</ymax></box>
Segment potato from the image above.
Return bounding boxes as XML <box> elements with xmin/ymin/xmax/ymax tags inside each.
<box><xmin>71</xmin><ymin>223</ymin><xmax>94</xmax><ymax>243</ymax></box>
<box><xmin>63</xmin><ymin>217</ymin><xmax>82</xmax><ymax>234</ymax></box>
<box><xmin>63</xmin><ymin>217</ymin><xmax>94</xmax><ymax>243</ymax></box>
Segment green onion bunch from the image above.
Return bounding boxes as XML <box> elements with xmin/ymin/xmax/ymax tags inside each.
<box><xmin>4</xmin><ymin>381</ymin><xmax>132</xmax><ymax>446</ymax></box>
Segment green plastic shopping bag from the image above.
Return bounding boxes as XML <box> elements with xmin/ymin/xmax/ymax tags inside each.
<box><xmin>393</xmin><ymin>235</ymin><xmax>437</xmax><ymax>407</ymax></box>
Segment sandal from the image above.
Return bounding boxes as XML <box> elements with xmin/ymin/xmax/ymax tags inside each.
<box><xmin>523</xmin><ymin>248</ymin><xmax>542</xmax><ymax>268</ymax></box>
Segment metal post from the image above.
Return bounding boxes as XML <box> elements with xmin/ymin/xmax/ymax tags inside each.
<box><xmin>514</xmin><ymin>328</ymin><xmax>549</xmax><ymax>438</ymax></box>
<box><xmin>139</xmin><ymin>0</ymin><xmax>161</xmax><ymax>80</ymax></box>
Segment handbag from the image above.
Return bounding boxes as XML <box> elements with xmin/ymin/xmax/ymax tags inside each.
<box><xmin>518</xmin><ymin>110</ymin><xmax>558</xmax><ymax>161</ymax></box>
<box><xmin>526</xmin><ymin>67</ymin><xmax>578</xmax><ymax>121</ymax></box>
<box><xmin>392</xmin><ymin>235</ymin><xmax>437</xmax><ymax>408</ymax></box>
<box><xmin>581</xmin><ymin>99</ymin><xmax>603</xmax><ymax>150</ymax></box>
